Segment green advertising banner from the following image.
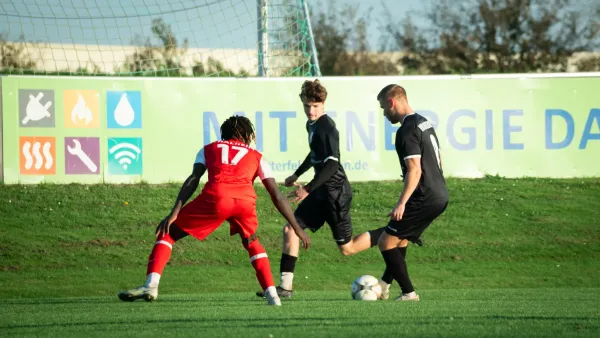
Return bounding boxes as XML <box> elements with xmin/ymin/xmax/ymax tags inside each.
<box><xmin>1</xmin><ymin>75</ymin><xmax>599</xmax><ymax>184</ymax></box>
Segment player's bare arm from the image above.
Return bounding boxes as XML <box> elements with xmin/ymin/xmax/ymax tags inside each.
<box><xmin>156</xmin><ymin>163</ymin><xmax>206</xmax><ymax>237</ymax></box>
<box><xmin>390</xmin><ymin>157</ymin><xmax>422</xmax><ymax>221</ymax></box>
<box><xmin>262</xmin><ymin>177</ymin><xmax>311</xmax><ymax>249</ymax></box>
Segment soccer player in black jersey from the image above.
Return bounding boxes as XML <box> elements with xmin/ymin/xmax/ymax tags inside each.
<box><xmin>256</xmin><ymin>79</ymin><xmax>386</xmax><ymax>299</ymax></box>
<box><xmin>375</xmin><ymin>84</ymin><xmax>449</xmax><ymax>301</ymax></box>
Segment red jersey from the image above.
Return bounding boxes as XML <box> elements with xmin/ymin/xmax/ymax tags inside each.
<box><xmin>194</xmin><ymin>140</ymin><xmax>273</xmax><ymax>201</ymax></box>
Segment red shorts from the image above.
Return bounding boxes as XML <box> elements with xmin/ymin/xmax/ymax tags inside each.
<box><xmin>175</xmin><ymin>193</ymin><xmax>258</xmax><ymax>240</ymax></box>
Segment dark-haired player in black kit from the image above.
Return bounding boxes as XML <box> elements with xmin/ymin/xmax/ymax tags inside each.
<box><xmin>256</xmin><ymin>79</ymin><xmax>386</xmax><ymax>299</ymax></box>
<box><xmin>375</xmin><ymin>84</ymin><xmax>449</xmax><ymax>301</ymax></box>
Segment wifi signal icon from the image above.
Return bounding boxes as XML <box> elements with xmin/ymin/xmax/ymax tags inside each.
<box><xmin>108</xmin><ymin>137</ymin><xmax>143</xmax><ymax>175</ymax></box>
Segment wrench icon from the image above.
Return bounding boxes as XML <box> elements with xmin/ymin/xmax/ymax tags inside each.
<box><xmin>67</xmin><ymin>139</ymin><xmax>98</xmax><ymax>173</ymax></box>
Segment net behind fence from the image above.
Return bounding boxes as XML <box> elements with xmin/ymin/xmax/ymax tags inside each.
<box><xmin>0</xmin><ymin>0</ymin><xmax>319</xmax><ymax>77</ymax></box>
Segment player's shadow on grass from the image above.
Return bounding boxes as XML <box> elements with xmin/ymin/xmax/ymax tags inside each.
<box><xmin>0</xmin><ymin>298</ymin><xmax>119</xmax><ymax>305</ymax></box>
<box><xmin>0</xmin><ymin>296</ymin><xmax>270</xmax><ymax>306</ymax></box>
<box><xmin>275</xmin><ymin>298</ymin><xmax>356</xmax><ymax>303</ymax></box>
<box><xmin>0</xmin><ymin>298</ymin><xmax>348</xmax><ymax>309</ymax></box>
<box><xmin>1</xmin><ymin>317</ymin><xmax>340</xmax><ymax>330</ymax></box>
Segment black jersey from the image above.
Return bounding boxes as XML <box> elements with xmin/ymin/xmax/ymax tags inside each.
<box><xmin>395</xmin><ymin>113</ymin><xmax>449</xmax><ymax>206</ymax></box>
<box><xmin>306</xmin><ymin>114</ymin><xmax>348</xmax><ymax>188</ymax></box>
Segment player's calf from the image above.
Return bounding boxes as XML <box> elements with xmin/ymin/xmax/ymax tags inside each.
<box><xmin>146</xmin><ymin>233</ymin><xmax>175</xmax><ymax>278</ymax></box>
<box><xmin>282</xmin><ymin>223</ymin><xmax>302</xmax><ymax>257</ymax></box>
<box><xmin>337</xmin><ymin>226</ymin><xmax>386</xmax><ymax>256</ymax></box>
<box><xmin>338</xmin><ymin>244</ymin><xmax>358</xmax><ymax>256</ymax></box>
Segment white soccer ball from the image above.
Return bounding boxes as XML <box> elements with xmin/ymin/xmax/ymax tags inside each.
<box><xmin>351</xmin><ymin>275</ymin><xmax>382</xmax><ymax>301</ymax></box>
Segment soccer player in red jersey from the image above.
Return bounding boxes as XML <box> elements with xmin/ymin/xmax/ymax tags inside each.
<box><xmin>117</xmin><ymin>115</ymin><xmax>310</xmax><ymax>306</ymax></box>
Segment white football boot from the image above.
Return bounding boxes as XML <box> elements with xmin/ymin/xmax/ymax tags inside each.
<box><xmin>118</xmin><ymin>286</ymin><xmax>158</xmax><ymax>302</ymax></box>
<box><xmin>394</xmin><ymin>291</ymin><xmax>420</xmax><ymax>301</ymax></box>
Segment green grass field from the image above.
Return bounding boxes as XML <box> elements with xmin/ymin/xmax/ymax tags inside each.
<box><xmin>1</xmin><ymin>177</ymin><xmax>599</xmax><ymax>337</ymax></box>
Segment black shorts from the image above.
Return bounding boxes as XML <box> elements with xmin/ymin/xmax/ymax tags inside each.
<box><xmin>294</xmin><ymin>180</ymin><xmax>353</xmax><ymax>245</ymax></box>
<box><xmin>385</xmin><ymin>201</ymin><xmax>448</xmax><ymax>242</ymax></box>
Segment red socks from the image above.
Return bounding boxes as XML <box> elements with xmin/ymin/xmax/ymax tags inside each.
<box><xmin>145</xmin><ymin>234</ymin><xmax>274</xmax><ymax>292</ymax></box>
<box><xmin>244</xmin><ymin>239</ymin><xmax>274</xmax><ymax>291</ymax></box>
<box><xmin>146</xmin><ymin>233</ymin><xmax>175</xmax><ymax>276</ymax></box>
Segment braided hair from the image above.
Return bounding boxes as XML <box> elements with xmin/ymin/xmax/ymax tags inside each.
<box><xmin>220</xmin><ymin>115</ymin><xmax>256</xmax><ymax>145</ymax></box>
